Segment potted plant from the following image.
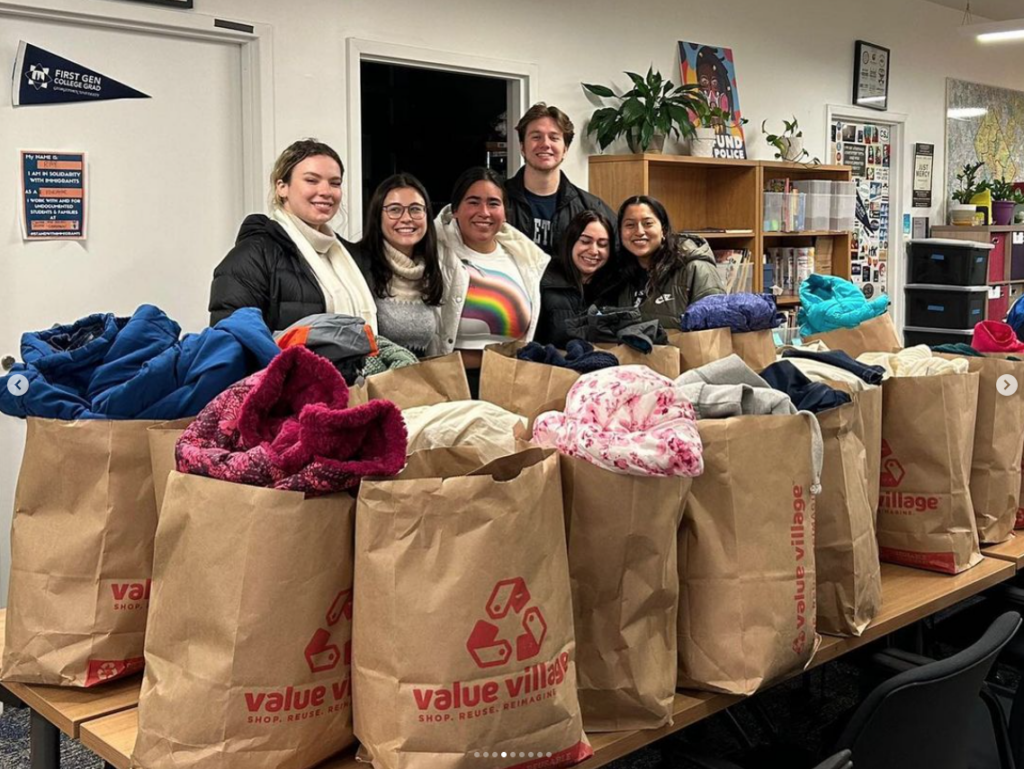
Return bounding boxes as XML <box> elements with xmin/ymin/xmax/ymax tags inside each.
<box><xmin>582</xmin><ymin>67</ymin><xmax>704</xmax><ymax>154</ymax></box>
<box><xmin>950</xmin><ymin>162</ymin><xmax>984</xmax><ymax>225</ymax></box>
<box><xmin>688</xmin><ymin>96</ymin><xmax>744</xmax><ymax>158</ymax></box>
<box><xmin>988</xmin><ymin>177</ymin><xmax>1023</xmax><ymax>226</ymax></box>
<box><xmin>762</xmin><ymin>117</ymin><xmax>810</xmax><ymax>162</ymax></box>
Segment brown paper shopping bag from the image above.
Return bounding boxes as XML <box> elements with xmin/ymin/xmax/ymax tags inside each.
<box><xmin>559</xmin><ymin>455</ymin><xmax>690</xmax><ymax>731</ymax></box>
<box><xmin>2</xmin><ymin>418</ymin><xmax>159</xmax><ymax>687</ymax></box>
<box><xmin>960</xmin><ymin>357</ymin><xmax>1024</xmax><ymax>544</ymax></box>
<box><xmin>599</xmin><ymin>344</ymin><xmax>682</xmax><ymax>378</ymax></box>
<box><xmin>876</xmin><ymin>372</ymin><xmax>981</xmax><ymax>574</ymax></box>
<box><xmin>480</xmin><ymin>342</ymin><xmax>581</xmax><ymax>416</ymax></box>
<box><xmin>803</xmin><ymin>314</ymin><xmax>902</xmax><ymax>357</ymax></box>
<box><xmin>815</xmin><ymin>387</ymin><xmax>882</xmax><ymax>637</ymax></box>
<box><xmin>132</xmin><ymin>472</ymin><xmax>356</xmax><ymax>769</ymax></box>
<box><xmin>667</xmin><ymin>328</ymin><xmax>733</xmax><ymax>372</ymax></box>
<box><xmin>146</xmin><ymin>418</ymin><xmax>193</xmax><ymax>511</ymax></box>
<box><xmin>365</xmin><ymin>352</ymin><xmax>471</xmax><ymax>408</ymax></box>
<box><xmin>354</xmin><ymin>448</ymin><xmax>591</xmax><ymax>769</ymax></box>
<box><xmin>677</xmin><ymin>414</ymin><xmax>818</xmax><ymax>695</ymax></box>
<box><xmin>731</xmin><ymin>330</ymin><xmax>778</xmax><ymax>372</ymax></box>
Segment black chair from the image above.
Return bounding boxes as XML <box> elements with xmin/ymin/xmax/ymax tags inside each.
<box><xmin>679</xmin><ymin>611</ymin><xmax>1021</xmax><ymax>769</ymax></box>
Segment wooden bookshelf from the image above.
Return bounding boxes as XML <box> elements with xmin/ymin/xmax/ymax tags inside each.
<box><xmin>588</xmin><ymin>155</ymin><xmax>854</xmax><ymax>297</ymax></box>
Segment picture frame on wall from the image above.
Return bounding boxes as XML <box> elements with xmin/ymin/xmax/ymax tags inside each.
<box><xmin>853</xmin><ymin>40</ymin><xmax>890</xmax><ymax>111</ymax></box>
<box><xmin>123</xmin><ymin>0</ymin><xmax>194</xmax><ymax>8</ymax></box>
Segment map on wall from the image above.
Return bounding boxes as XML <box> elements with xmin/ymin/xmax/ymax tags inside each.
<box><xmin>946</xmin><ymin>78</ymin><xmax>1024</xmax><ymax>197</ymax></box>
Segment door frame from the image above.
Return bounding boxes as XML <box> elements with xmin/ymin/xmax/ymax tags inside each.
<box><xmin>345</xmin><ymin>37</ymin><xmax>538</xmax><ymax>239</ymax></box>
<box><xmin>1</xmin><ymin>0</ymin><xmax>275</xmax><ymax>213</ymax></box>
<box><xmin>826</xmin><ymin>104</ymin><xmax>909</xmax><ymax>335</ymax></box>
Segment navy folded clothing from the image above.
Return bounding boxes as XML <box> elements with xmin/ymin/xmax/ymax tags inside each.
<box><xmin>781</xmin><ymin>348</ymin><xmax>886</xmax><ymax>385</ymax></box>
<box><xmin>761</xmin><ymin>361</ymin><xmax>852</xmax><ymax>414</ymax></box>
<box><xmin>516</xmin><ymin>339</ymin><xmax>619</xmax><ymax>374</ymax></box>
<box><xmin>680</xmin><ymin>293</ymin><xmax>784</xmax><ymax>333</ymax></box>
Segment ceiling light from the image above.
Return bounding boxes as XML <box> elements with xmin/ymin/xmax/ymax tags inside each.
<box><xmin>948</xmin><ymin>107</ymin><xmax>988</xmax><ymax>119</ymax></box>
<box><xmin>962</xmin><ymin>19</ymin><xmax>1024</xmax><ymax>43</ymax></box>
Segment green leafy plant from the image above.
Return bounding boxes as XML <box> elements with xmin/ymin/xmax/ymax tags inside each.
<box><xmin>952</xmin><ymin>162</ymin><xmax>985</xmax><ymax>204</ymax></box>
<box><xmin>988</xmin><ymin>176</ymin><xmax>1024</xmax><ymax>203</ymax></box>
<box><xmin>691</xmin><ymin>95</ymin><xmax>746</xmax><ymax>130</ymax></box>
<box><xmin>582</xmin><ymin>67</ymin><xmax>704</xmax><ymax>153</ymax></box>
<box><xmin>761</xmin><ymin>117</ymin><xmax>818</xmax><ymax>163</ymax></box>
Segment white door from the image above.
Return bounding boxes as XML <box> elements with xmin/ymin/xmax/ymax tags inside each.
<box><xmin>0</xmin><ymin>12</ymin><xmax>248</xmax><ymax>604</ymax></box>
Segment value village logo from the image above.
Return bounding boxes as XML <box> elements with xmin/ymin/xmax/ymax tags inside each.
<box><xmin>878</xmin><ymin>440</ymin><xmax>940</xmax><ymax>514</ymax></box>
<box><xmin>244</xmin><ymin>588</ymin><xmax>353</xmax><ymax>725</ymax></box>
<box><xmin>413</xmin><ymin>577</ymin><xmax>569</xmax><ymax>725</ymax></box>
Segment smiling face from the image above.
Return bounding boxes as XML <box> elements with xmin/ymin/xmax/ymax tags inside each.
<box><xmin>381</xmin><ymin>186</ymin><xmax>427</xmax><ymax>256</ymax></box>
<box><xmin>453</xmin><ymin>180</ymin><xmax>506</xmax><ymax>252</ymax></box>
<box><xmin>276</xmin><ymin>155</ymin><xmax>343</xmax><ymax>227</ymax></box>
<box><xmin>571</xmin><ymin>221</ymin><xmax>611</xmax><ymax>283</ymax></box>
<box><xmin>620</xmin><ymin>203</ymin><xmax>664</xmax><ymax>266</ymax></box>
<box><xmin>521</xmin><ymin>116</ymin><xmax>567</xmax><ymax>172</ymax></box>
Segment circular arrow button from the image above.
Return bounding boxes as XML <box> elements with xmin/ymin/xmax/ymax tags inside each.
<box><xmin>997</xmin><ymin>374</ymin><xmax>1019</xmax><ymax>397</ymax></box>
<box><xmin>6</xmin><ymin>374</ymin><xmax>29</xmax><ymax>396</ymax></box>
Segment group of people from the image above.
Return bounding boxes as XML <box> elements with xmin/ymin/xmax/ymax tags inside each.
<box><xmin>208</xmin><ymin>103</ymin><xmax>726</xmax><ymax>384</ymax></box>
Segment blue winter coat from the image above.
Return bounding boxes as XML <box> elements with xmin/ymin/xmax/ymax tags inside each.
<box><xmin>680</xmin><ymin>292</ymin><xmax>784</xmax><ymax>333</ymax></box>
<box><xmin>797</xmin><ymin>275</ymin><xmax>890</xmax><ymax>337</ymax></box>
<box><xmin>0</xmin><ymin>305</ymin><xmax>279</xmax><ymax>420</ymax></box>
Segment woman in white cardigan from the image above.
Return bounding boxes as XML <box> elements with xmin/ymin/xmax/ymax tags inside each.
<box><xmin>434</xmin><ymin>167</ymin><xmax>549</xmax><ymax>390</ymax></box>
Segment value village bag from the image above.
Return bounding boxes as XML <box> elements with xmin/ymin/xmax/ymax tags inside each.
<box><xmin>559</xmin><ymin>453</ymin><xmax>690</xmax><ymax>731</ymax></box>
<box><xmin>815</xmin><ymin>386</ymin><xmax>882</xmax><ymax>637</ymax></box>
<box><xmin>668</xmin><ymin>329</ymin><xmax>777</xmax><ymax>373</ymax></box>
<box><xmin>362</xmin><ymin>351</ymin><xmax>471</xmax><ymax>409</ymax></box>
<box><xmin>479</xmin><ymin>341</ymin><xmax>679</xmax><ymax>417</ymax></box>
<box><xmin>677</xmin><ymin>414</ymin><xmax>819</xmax><ymax>695</ymax></box>
<box><xmin>2</xmin><ymin>418</ymin><xmax>160</xmax><ymax>687</ymax></box>
<box><xmin>353</xmin><ymin>448</ymin><xmax>591</xmax><ymax>769</ymax></box>
<box><xmin>147</xmin><ymin>418</ymin><xmax>193</xmax><ymax>511</ymax></box>
<box><xmin>803</xmin><ymin>314</ymin><xmax>902</xmax><ymax>358</ymax></box>
<box><xmin>131</xmin><ymin>472</ymin><xmax>356</xmax><ymax>769</ymax></box>
<box><xmin>876</xmin><ymin>372</ymin><xmax>982</xmax><ymax>574</ymax></box>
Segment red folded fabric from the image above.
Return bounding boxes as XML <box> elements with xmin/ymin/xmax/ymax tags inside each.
<box><xmin>176</xmin><ymin>345</ymin><xmax>406</xmax><ymax>495</ymax></box>
<box><xmin>972</xmin><ymin>320</ymin><xmax>1024</xmax><ymax>354</ymax></box>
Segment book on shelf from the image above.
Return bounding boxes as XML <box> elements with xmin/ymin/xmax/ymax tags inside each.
<box><xmin>764</xmin><ymin>246</ymin><xmax>816</xmax><ymax>297</ymax></box>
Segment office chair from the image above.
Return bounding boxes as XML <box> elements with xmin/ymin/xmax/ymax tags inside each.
<box><xmin>678</xmin><ymin>611</ymin><xmax>1021</xmax><ymax>769</ymax></box>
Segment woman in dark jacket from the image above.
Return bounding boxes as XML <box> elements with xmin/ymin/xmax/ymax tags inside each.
<box><xmin>209</xmin><ymin>138</ymin><xmax>376</xmax><ymax>332</ymax></box>
<box><xmin>535</xmin><ymin>210</ymin><xmax>619</xmax><ymax>348</ymax></box>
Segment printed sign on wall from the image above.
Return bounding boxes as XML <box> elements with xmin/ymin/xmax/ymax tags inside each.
<box><xmin>21</xmin><ymin>151</ymin><xmax>87</xmax><ymax>240</ymax></box>
<box><xmin>678</xmin><ymin>40</ymin><xmax>748</xmax><ymax>159</ymax></box>
<box><xmin>13</xmin><ymin>41</ymin><xmax>149</xmax><ymax>107</ymax></box>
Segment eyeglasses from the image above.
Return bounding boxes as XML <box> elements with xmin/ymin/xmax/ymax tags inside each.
<box><xmin>383</xmin><ymin>203</ymin><xmax>427</xmax><ymax>220</ymax></box>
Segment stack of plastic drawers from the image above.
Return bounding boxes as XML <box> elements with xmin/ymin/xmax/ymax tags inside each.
<box><xmin>904</xmin><ymin>238</ymin><xmax>994</xmax><ymax>346</ymax></box>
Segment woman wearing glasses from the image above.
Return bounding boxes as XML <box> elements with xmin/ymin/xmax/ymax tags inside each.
<box><xmin>362</xmin><ymin>173</ymin><xmax>447</xmax><ymax>357</ymax></box>
<box><xmin>209</xmin><ymin>138</ymin><xmax>376</xmax><ymax>332</ymax></box>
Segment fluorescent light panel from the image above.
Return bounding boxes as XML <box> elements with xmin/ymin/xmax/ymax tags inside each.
<box><xmin>962</xmin><ymin>18</ymin><xmax>1024</xmax><ymax>43</ymax></box>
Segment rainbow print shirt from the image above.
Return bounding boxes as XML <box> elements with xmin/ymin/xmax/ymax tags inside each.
<box><xmin>457</xmin><ymin>258</ymin><xmax>532</xmax><ymax>346</ymax></box>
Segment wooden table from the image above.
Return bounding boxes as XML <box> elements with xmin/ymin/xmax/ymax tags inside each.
<box><xmin>984</xmin><ymin>534</ymin><xmax>1024</xmax><ymax>571</ymax></box>
<box><xmin>75</xmin><ymin>558</ymin><xmax>1017</xmax><ymax>769</ymax></box>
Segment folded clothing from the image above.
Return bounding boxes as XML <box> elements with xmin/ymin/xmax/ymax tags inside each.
<box><xmin>858</xmin><ymin>345</ymin><xmax>969</xmax><ymax>378</ymax></box>
<box><xmin>972</xmin><ymin>320</ymin><xmax>1024</xmax><ymax>354</ymax></box>
<box><xmin>532</xmin><ymin>365</ymin><xmax>703</xmax><ymax>478</ymax></box>
<box><xmin>565</xmin><ymin>305</ymin><xmax>667</xmax><ymax>353</ymax></box>
<box><xmin>781</xmin><ymin>348</ymin><xmax>886</xmax><ymax>385</ymax></box>
<box><xmin>275</xmin><ymin>313</ymin><xmax>375</xmax><ymax>385</ymax></box>
<box><xmin>176</xmin><ymin>345</ymin><xmax>407</xmax><ymax>495</ymax></box>
<box><xmin>931</xmin><ymin>343</ymin><xmax>982</xmax><ymax>357</ymax></box>
<box><xmin>362</xmin><ymin>336</ymin><xmax>418</xmax><ymax>376</ymax></box>
<box><xmin>798</xmin><ymin>275</ymin><xmax>890</xmax><ymax>336</ymax></box>
<box><xmin>761</xmin><ymin>361</ymin><xmax>851</xmax><ymax>414</ymax></box>
<box><xmin>403</xmin><ymin>400</ymin><xmax>526</xmax><ymax>463</ymax></box>
<box><xmin>516</xmin><ymin>339</ymin><xmax>619</xmax><ymax>373</ymax></box>
<box><xmin>675</xmin><ymin>354</ymin><xmax>797</xmax><ymax>418</ymax></box>
<box><xmin>0</xmin><ymin>305</ymin><xmax>279</xmax><ymax>420</ymax></box>
<box><xmin>680</xmin><ymin>292</ymin><xmax>783</xmax><ymax>333</ymax></box>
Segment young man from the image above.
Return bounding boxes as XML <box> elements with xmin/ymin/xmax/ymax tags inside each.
<box><xmin>505</xmin><ymin>103</ymin><xmax>617</xmax><ymax>256</ymax></box>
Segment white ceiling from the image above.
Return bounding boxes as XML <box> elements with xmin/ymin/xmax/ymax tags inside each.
<box><xmin>923</xmin><ymin>0</ymin><xmax>1024</xmax><ymax>21</ymax></box>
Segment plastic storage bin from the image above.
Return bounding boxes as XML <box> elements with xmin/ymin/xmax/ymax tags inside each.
<box><xmin>830</xmin><ymin>181</ymin><xmax>856</xmax><ymax>232</ymax></box>
<box><xmin>907</xmin><ymin>238</ymin><xmax>993</xmax><ymax>286</ymax></box>
<box><xmin>794</xmin><ymin>180</ymin><xmax>832</xmax><ymax>231</ymax></box>
<box><xmin>902</xmin><ymin>326</ymin><xmax>974</xmax><ymax>347</ymax></box>
<box><xmin>763</xmin><ymin>192</ymin><xmax>783</xmax><ymax>232</ymax></box>
<box><xmin>904</xmin><ymin>284</ymin><xmax>988</xmax><ymax>330</ymax></box>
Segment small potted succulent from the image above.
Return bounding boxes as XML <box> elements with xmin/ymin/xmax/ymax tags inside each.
<box><xmin>949</xmin><ymin>162</ymin><xmax>984</xmax><ymax>225</ymax></box>
<box><xmin>582</xmin><ymin>67</ymin><xmax>705</xmax><ymax>154</ymax></box>
<box><xmin>988</xmin><ymin>177</ymin><xmax>1024</xmax><ymax>226</ymax></box>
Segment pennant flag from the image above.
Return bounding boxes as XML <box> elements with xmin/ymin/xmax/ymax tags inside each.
<box><xmin>13</xmin><ymin>41</ymin><xmax>150</xmax><ymax>107</ymax></box>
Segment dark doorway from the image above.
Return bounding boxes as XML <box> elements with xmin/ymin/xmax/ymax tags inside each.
<box><xmin>360</xmin><ymin>62</ymin><xmax>509</xmax><ymax>222</ymax></box>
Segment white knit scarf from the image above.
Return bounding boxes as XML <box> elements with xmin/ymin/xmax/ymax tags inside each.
<box><xmin>383</xmin><ymin>242</ymin><xmax>426</xmax><ymax>302</ymax></box>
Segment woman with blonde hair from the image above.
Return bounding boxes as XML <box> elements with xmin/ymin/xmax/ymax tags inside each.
<box><xmin>209</xmin><ymin>138</ymin><xmax>376</xmax><ymax>332</ymax></box>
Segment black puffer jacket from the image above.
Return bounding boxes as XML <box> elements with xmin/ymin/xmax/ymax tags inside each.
<box><xmin>536</xmin><ymin>263</ymin><xmax>623</xmax><ymax>348</ymax></box>
<box><xmin>505</xmin><ymin>170</ymin><xmax>618</xmax><ymax>256</ymax></box>
<box><xmin>208</xmin><ymin>214</ymin><xmax>371</xmax><ymax>332</ymax></box>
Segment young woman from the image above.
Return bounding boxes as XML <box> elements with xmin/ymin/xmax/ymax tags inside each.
<box><xmin>361</xmin><ymin>173</ymin><xmax>449</xmax><ymax>357</ymax></box>
<box><xmin>535</xmin><ymin>210</ymin><xmax>619</xmax><ymax>348</ymax></box>
<box><xmin>209</xmin><ymin>138</ymin><xmax>377</xmax><ymax>332</ymax></box>
<box><xmin>435</xmin><ymin>167</ymin><xmax>549</xmax><ymax>382</ymax></box>
<box><xmin>615</xmin><ymin>195</ymin><xmax>725</xmax><ymax>329</ymax></box>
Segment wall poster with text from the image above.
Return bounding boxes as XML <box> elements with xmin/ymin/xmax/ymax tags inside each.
<box><xmin>678</xmin><ymin>41</ymin><xmax>747</xmax><ymax>159</ymax></box>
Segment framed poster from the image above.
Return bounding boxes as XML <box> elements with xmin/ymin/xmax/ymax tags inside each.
<box><xmin>124</xmin><ymin>0</ymin><xmax>194</xmax><ymax>7</ymax></box>
<box><xmin>678</xmin><ymin>41</ymin><xmax>747</xmax><ymax>159</ymax></box>
<box><xmin>853</xmin><ymin>40</ymin><xmax>890</xmax><ymax>111</ymax></box>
